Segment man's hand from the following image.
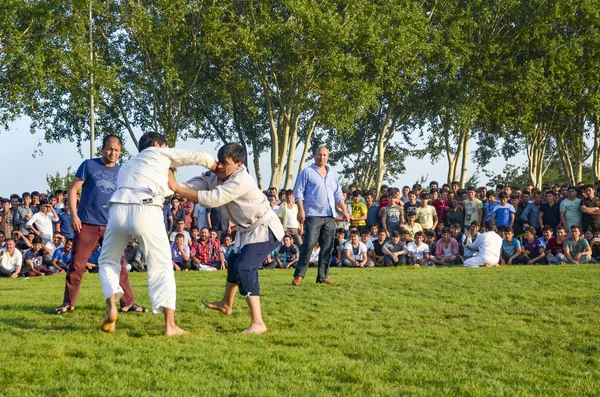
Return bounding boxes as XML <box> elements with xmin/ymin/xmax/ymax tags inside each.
<box><xmin>508</xmin><ymin>258</ymin><xmax>513</xmax><ymax>265</ymax></box>
<box><xmin>71</xmin><ymin>214</ymin><xmax>83</xmax><ymax>233</ymax></box>
<box><xmin>168</xmin><ymin>170</ymin><xmax>179</xmax><ymax>194</ymax></box>
<box><xmin>10</xmin><ymin>272</ymin><xmax>19</xmax><ymax>278</ymax></box>
<box><xmin>297</xmin><ymin>208</ymin><xmax>306</xmax><ymax>225</ymax></box>
<box><xmin>344</xmin><ymin>212</ymin><xmax>351</xmax><ymax>224</ymax></box>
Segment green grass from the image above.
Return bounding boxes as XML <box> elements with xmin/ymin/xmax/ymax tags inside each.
<box><xmin>1</xmin><ymin>265</ymin><xmax>600</xmax><ymax>396</ymax></box>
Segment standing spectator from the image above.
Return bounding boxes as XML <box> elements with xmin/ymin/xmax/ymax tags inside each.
<box><xmin>56</xmin><ymin>201</ymin><xmax>74</xmax><ymax>240</ymax></box>
<box><xmin>432</xmin><ymin>189</ymin><xmax>450</xmax><ymax>226</ymax></box>
<box><xmin>404</xmin><ymin>191</ymin><xmax>419</xmax><ymax>219</ymax></box>
<box><xmin>381</xmin><ymin>191</ymin><xmax>403</xmax><ymax>237</ymax></box>
<box><xmin>365</xmin><ymin>192</ymin><xmax>380</xmax><ymax>228</ymax></box>
<box><xmin>277</xmin><ymin>189</ymin><xmax>303</xmax><ymax>247</ymax></box>
<box><xmin>491</xmin><ymin>192</ymin><xmax>516</xmax><ymax>228</ymax></box>
<box><xmin>560</xmin><ymin>186</ymin><xmax>583</xmax><ymax>231</ymax></box>
<box><xmin>180</xmin><ymin>197</ymin><xmax>194</xmax><ymax>230</ymax></box>
<box><xmin>521</xmin><ymin>192</ymin><xmax>543</xmax><ymax>234</ymax></box>
<box><xmin>55</xmin><ymin>135</ymin><xmax>145</xmax><ymax>315</ymax></box>
<box><xmin>446</xmin><ymin>201</ymin><xmax>464</xmax><ymax>227</ymax></box>
<box><xmin>463</xmin><ymin>187</ymin><xmax>484</xmax><ymax>230</ymax></box>
<box><xmin>510</xmin><ymin>194</ymin><xmax>525</xmax><ymax>236</ymax></box>
<box><xmin>207</xmin><ymin>206</ymin><xmax>230</xmax><ymax>239</ymax></box>
<box><xmin>292</xmin><ymin>146</ymin><xmax>350</xmax><ymax>286</ymax></box>
<box><xmin>26</xmin><ymin>199</ymin><xmax>59</xmax><ymax>242</ymax></box>
<box><xmin>193</xmin><ymin>202</ymin><xmax>209</xmax><ymax>229</ymax></box>
<box><xmin>13</xmin><ymin>193</ymin><xmax>33</xmax><ymax>236</ymax></box>
<box><xmin>416</xmin><ymin>193</ymin><xmax>437</xmax><ymax>232</ymax></box>
<box><xmin>539</xmin><ymin>192</ymin><xmax>560</xmax><ymax>231</ymax></box>
<box><xmin>564</xmin><ymin>225</ymin><xmax>592</xmax><ymax>264</ymax></box>
<box><xmin>0</xmin><ymin>198</ymin><xmax>13</xmax><ymax>237</ymax></box>
<box><xmin>483</xmin><ymin>191</ymin><xmax>499</xmax><ymax>222</ymax></box>
<box><xmin>162</xmin><ymin>197</ymin><xmax>173</xmax><ymax>232</ymax></box>
<box><xmin>267</xmin><ymin>194</ymin><xmax>279</xmax><ymax>213</ymax></box>
<box><xmin>403</xmin><ymin>212</ymin><xmax>423</xmax><ymax>241</ymax></box>
<box><xmin>168</xmin><ymin>196</ymin><xmax>186</xmax><ymax>233</ymax></box>
<box><xmin>580</xmin><ymin>184</ymin><xmax>600</xmax><ymax>232</ymax></box>
<box><xmin>349</xmin><ymin>190</ymin><xmax>368</xmax><ymax>228</ymax></box>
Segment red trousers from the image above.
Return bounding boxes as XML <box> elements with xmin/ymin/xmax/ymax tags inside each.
<box><xmin>62</xmin><ymin>223</ymin><xmax>135</xmax><ymax>308</ymax></box>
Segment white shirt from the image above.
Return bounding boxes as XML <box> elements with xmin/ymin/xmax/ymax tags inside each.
<box><xmin>344</xmin><ymin>241</ymin><xmax>367</xmax><ymax>261</ymax></box>
<box><xmin>26</xmin><ymin>212</ymin><xmax>58</xmax><ymax>240</ymax></box>
<box><xmin>0</xmin><ymin>248</ymin><xmax>23</xmax><ymax>273</ymax></box>
<box><xmin>182</xmin><ymin>166</ymin><xmax>284</xmax><ymax>252</ymax></box>
<box><xmin>407</xmin><ymin>242</ymin><xmax>429</xmax><ymax>261</ymax></box>
<box><xmin>193</xmin><ymin>204</ymin><xmax>209</xmax><ymax>229</ymax></box>
<box><xmin>110</xmin><ymin>147</ymin><xmax>215</xmax><ymax>206</ymax></box>
<box><xmin>469</xmin><ymin>231</ymin><xmax>503</xmax><ymax>262</ymax></box>
<box><xmin>277</xmin><ymin>203</ymin><xmax>300</xmax><ymax>229</ymax></box>
<box><xmin>169</xmin><ymin>230</ymin><xmax>191</xmax><ymax>245</ymax></box>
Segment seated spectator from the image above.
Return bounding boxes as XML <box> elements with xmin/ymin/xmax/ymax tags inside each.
<box><xmin>51</xmin><ymin>239</ymin><xmax>73</xmax><ymax>273</ymax></box>
<box><xmin>400</xmin><ymin>228</ymin><xmax>413</xmax><ymax>245</ymax></box>
<box><xmin>220</xmin><ymin>233</ymin><xmax>234</xmax><ymax>268</ymax></box>
<box><xmin>133</xmin><ymin>243</ymin><xmax>147</xmax><ymax>272</ymax></box>
<box><xmin>208</xmin><ymin>228</ymin><xmax>226</xmax><ymax>269</ymax></box>
<box><xmin>332</xmin><ymin>228</ymin><xmax>347</xmax><ymax>267</ymax></box>
<box><xmin>369</xmin><ymin>223</ymin><xmax>380</xmax><ymax>242</ymax></box>
<box><xmin>546</xmin><ymin>226</ymin><xmax>568</xmax><ymax>265</ymax></box>
<box><xmin>0</xmin><ymin>231</ymin><xmax>5</xmax><ymax>249</ymax></box>
<box><xmin>564</xmin><ymin>225</ymin><xmax>592</xmax><ymax>264</ymax></box>
<box><xmin>171</xmin><ymin>233</ymin><xmax>191</xmax><ymax>272</ymax></box>
<box><xmin>0</xmin><ymin>238</ymin><xmax>24</xmax><ymax>278</ymax></box>
<box><xmin>360</xmin><ymin>229</ymin><xmax>375</xmax><ymax>262</ymax></box>
<box><xmin>432</xmin><ymin>228</ymin><xmax>461</xmax><ymax>266</ymax></box>
<box><xmin>342</xmin><ymin>230</ymin><xmax>374</xmax><ymax>268</ymax></box>
<box><xmin>124</xmin><ymin>239</ymin><xmax>144</xmax><ymax>272</ymax></box>
<box><xmin>461</xmin><ymin>221</ymin><xmax>480</xmax><ymax>259</ymax></box>
<box><xmin>25</xmin><ymin>199</ymin><xmax>59</xmax><ymax>242</ymax></box>
<box><xmin>382</xmin><ymin>230</ymin><xmax>407</xmax><ymax>266</ymax></box>
<box><xmin>521</xmin><ymin>226</ymin><xmax>546</xmax><ymax>264</ymax></box>
<box><xmin>500</xmin><ymin>227</ymin><xmax>526</xmax><ymax>265</ymax></box>
<box><xmin>591</xmin><ymin>228</ymin><xmax>600</xmax><ymax>263</ymax></box>
<box><xmin>275</xmin><ymin>235</ymin><xmax>300</xmax><ymax>269</ymax></box>
<box><xmin>424</xmin><ymin>229</ymin><xmax>437</xmax><ymax>256</ymax></box>
<box><xmin>24</xmin><ymin>236</ymin><xmax>53</xmax><ymax>276</ymax></box>
<box><xmin>537</xmin><ymin>226</ymin><xmax>553</xmax><ymax>250</ymax></box>
<box><xmin>43</xmin><ymin>233</ymin><xmax>65</xmax><ymax>266</ymax></box>
<box><xmin>169</xmin><ymin>219</ymin><xmax>191</xmax><ymax>245</ymax></box>
<box><xmin>308</xmin><ymin>242</ymin><xmax>320</xmax><ymax>268</ymax></box>
<box><xmin>407</xmin><ymin>231</ymin><xmax>432</xmax><ymax>267</ymax></box>
<box><xmin>188</xmin><ymin>226</ymin><xmax>200</xmax><ymax>246</ymax></box>
<box><xmin>583</xmin><ymin>228</ymin><xmax>594</xmax><ymax>246</ymax></box>
<box><xmin>87</xmin><ymin>241</ymin><xmax>102</xmax><ymax>273</ymax></box>
<box><xmin>372</xmin><ymin>230</ymin><xmax>388</xmax><ymax>266</ymax></box>
<box><xmin>190</xmin><ymin>227</ymin><xmax>220</xmax><ymax>270</ymax></box>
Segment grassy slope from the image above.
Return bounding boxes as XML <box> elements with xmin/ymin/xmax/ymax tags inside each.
<box><xmin>1</xmin><ymin>266</ymin><xmax>599</xmax><ymax>396</ymax></box>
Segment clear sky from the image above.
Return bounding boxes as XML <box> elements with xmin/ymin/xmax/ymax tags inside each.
<box><xmin>0</xmin><ymin>117</ymin><xmax>526</xmax><ymax>198</ymax></box>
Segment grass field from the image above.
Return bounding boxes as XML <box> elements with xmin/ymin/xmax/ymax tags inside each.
<box><xmin>1</xmin><ymin>265</ymin><xmax>599</xmax><ymax>396</ymax></box>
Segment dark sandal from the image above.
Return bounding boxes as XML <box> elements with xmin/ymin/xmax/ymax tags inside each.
<box><xmin>120</xmin><ymin>303</ymin><xmax>148</xmax><ymax>313</ymax></box>
<box><xmin>54</xmin><ymin>304</ymin><xmax>75</xmax><ymax>314</ymax></box>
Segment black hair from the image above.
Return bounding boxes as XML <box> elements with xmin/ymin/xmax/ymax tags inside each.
<box><xmin>102</xmin><ymin>134</ymin><xmax>123</xmax><ymax>149</ymax></box>
<box><xmin>138</xmin><ymin>132</ymin><xmax>167</xmax><ymax>152</ymax></box>
<box><xmin>217</xmin><ymin>143</ymin><xmax>246</xmax><ymax>164</ymax></box>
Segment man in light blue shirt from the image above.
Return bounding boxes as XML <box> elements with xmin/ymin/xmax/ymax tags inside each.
<box><xmin>292</xmin><ymin>146</ymin><xmax>350</xmax><ymax>286</ymax></box>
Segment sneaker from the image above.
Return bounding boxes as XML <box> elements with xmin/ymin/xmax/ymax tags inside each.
<box><xmin>198</xmin><ymin>264</ymin><xmax>217</xmax><ymax>272</ymax></box>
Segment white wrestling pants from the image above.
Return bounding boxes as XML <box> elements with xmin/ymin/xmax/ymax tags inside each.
<box><xmin>99</xmin><ymin>203</ymin><xmax>175</xmax><ymax>314</ymax></box>
<box><xmin>463</xmin><ymin>255</ymin><xmax>498</xmax><ymax>268</ymax></box>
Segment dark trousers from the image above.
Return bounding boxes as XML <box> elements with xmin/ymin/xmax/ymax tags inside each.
<box><xmin>294</xmin><ymin>217</ymin><xmax>336</xmax><ymax>283</ymax></box>
<box><xmin>0</xmin><ymin>267</ymin><xmax>13</xmax><ymax>277</ymax></box>
<box><xmin>226</xmin><ymin>230</ymin><xmax>279</xmax><ymax>296</ymax></box>
<box><xmin>63</xmin><ymin>223</ymin><xmax>135</xmax><ymax>308</ymax></box>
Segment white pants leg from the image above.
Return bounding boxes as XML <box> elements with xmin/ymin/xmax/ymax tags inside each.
<box><xmin>99</xmin><ymin>205</ymin><xmax>130</xmax><ymax>302</ymax></box>
<box><xmin>128</xmin><ymin>205</ymin><xmax>176</xmax><ymax>314</ymax></box>
<box><xmin>463</xmin><ymin>256</ymin><xmax>487</xmax><ymax>268</ymax></box>
<box><xmin>99</xmin><ymin>204</ymin><xmax>176</xmax><ymax>314</ymax></box>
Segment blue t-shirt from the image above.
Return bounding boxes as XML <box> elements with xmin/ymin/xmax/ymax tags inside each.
<box><xmin>53</xmin><ymin>247</ymin><xmax>72</xmax><ymax>264</ymax></box>
<box><xmin>88</xmin><ymin>248</ymin><xmax>101</xmax><ymax>265</ymax></box>
<box><xmin>58</xmin><ymin>211</ymin><xmax>74</xmax><ymax>239</ymax></box>
<box><xmin>75</xmin><ymin>158</ymin><xmax>120</xmax><ymax>226</ymax></box>
<box><xmin>501</xmin><ymin>238</ymin><xmax>521</xmax><ymax>257</ymax></box>
<box><xmin>484</xmin><ymin>200</ymin><xmax>500</xmax><ymax>222</ymax></box>
<box><xmin>493</xmin><ymin>204</ymin><xmax>516</xmax><ymax>227</ymax></box>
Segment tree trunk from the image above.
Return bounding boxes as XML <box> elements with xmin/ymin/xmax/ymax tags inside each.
<box><xmin>459</xmin><ymin>131</ymin><xmax>469</xmax><ymax>188</ymax></box>
<box><xmin>593</xmin><ymin>113</ymin><xmax>600</xmax><ymax>181</ymax></box>
<box><xmin>374</xmin><ymin>105</ymin><xmax>394</xmax><ymax>194</ymax></box>
<box><xmin>296</xmin><ymin>119</ymin><xmax>316</xmax><ymax>179</ymax></box>
<box><xmin>283</xmin><ymin>113</ymin><xmax>300</xmax><ymax>189</ymax></box>
<box><xmin>251</xmin><ymin>137</ymin><xmax>263</xmax><ymax>190</ymax></box>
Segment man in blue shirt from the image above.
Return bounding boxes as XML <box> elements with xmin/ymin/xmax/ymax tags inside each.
<box><xmin>292</xmin><ymin>146</ymin><xmax>350</xmax><ymax>286</ymax></box>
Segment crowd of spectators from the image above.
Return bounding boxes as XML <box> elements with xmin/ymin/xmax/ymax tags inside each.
<box><xmin>1</xmin><ymin>179</ymin><xmax>599</xmax><ymax>278</ymax></box>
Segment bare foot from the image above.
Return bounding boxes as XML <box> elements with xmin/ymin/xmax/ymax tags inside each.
<box><xmin>201</xmin><ymin>299</ymin><xmax>232</xmax><ymax>315</ymax></box>
<box><xmin>241</xmin><ymin>322</ymin><xmax>268</xmax><ymax>334</ymax></box>
<box><xmin>101</xmin><ymin>305</ymin><xmax>118</xmax><ymax>333</ymax></box>
<box><xmin>165</xmin><ymin>326</ymin><xmax>189</xmax><ymax>337</ymax></box>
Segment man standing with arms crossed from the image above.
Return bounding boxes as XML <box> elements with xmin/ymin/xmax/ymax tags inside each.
<box><xmin>292</xmin><ymin>146</ymin><xmax>350</xmax><ymax>286</ymax></box>
<box><xmin>54</xmin><ymin>135</ymin><xmax>145</xmax><ymax>314</ymax></box>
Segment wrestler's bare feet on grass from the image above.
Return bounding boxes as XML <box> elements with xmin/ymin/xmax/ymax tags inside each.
<box><xmin>101</xmin><ymin>305</ymin><xmax>118</xmax><ymax>333</ymax></box>
<box><xmin>241</xmin><ymin>322</ymin><xmax>268</xmax><ymax>334</ymax></box>
<box><xmin>165</xmin><ymin>326</ymin><xmax>189</xmax><ymax>337</ymax></box>
<box><xmin>201</xmin><ymin>299</ymin><xmax>232</xmax><ymax>315</ymax></box>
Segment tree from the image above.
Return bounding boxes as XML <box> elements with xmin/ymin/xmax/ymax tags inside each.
<box><xmin>46</xmin><ymin>166</ymin><xmax>75</xmax><ymax>194</ymax></box>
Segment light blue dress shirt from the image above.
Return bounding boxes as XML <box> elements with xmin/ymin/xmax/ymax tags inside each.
<box><xmin>294</xmin><ymin>164</ymin><xmax>344</xmax><ymax>217</ymax></box>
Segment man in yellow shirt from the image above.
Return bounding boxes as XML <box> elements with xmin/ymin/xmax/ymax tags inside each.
<box><xmin>350</xmin><ymin>191</ymin><xmax>368</xmax><ymax>228</ymax></box>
